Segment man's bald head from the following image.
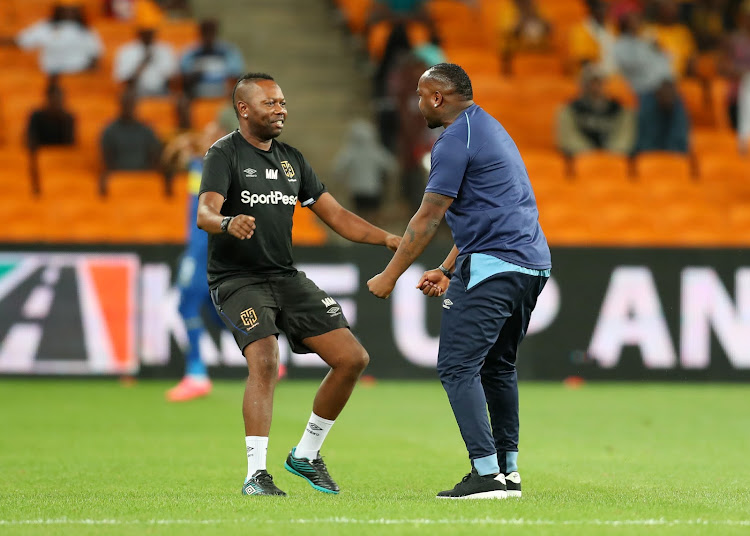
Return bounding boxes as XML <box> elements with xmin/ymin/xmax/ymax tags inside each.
<box><xmin>421</xmin><ymin>63</ymin><xmax>473</xmax><ymax>101</ymax></box>
<box><xmin>232</xmin><ymin>72</ymin><xmax>275</xmax><ymax>118</ymax></box>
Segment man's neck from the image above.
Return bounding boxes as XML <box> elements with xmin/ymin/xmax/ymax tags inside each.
<box><xmin>442</xmin><ymin>101</ymin><xmax>474</xmax><ymax>128</ymax></box>
<box><xmin>239</xmin><ymin>127</ymin><xmax>273</xmax><ymax>151</ymax></box>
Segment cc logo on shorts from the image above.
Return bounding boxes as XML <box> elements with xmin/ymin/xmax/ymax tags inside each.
<box><xmin>240</xmin><ymin>307</ymin><xmax>259</xmax><ymax>330</ymax></box>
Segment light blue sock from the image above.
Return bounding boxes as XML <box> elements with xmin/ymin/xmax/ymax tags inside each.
<box><xmin>473</xmin><ymin>453</ymin><xmax>500</xmax><ymax>476</ymax></box>
<box><xmin>506</xmin><ymin>451</ymin><xmax>518</xmax><ymax>473</ymax></box>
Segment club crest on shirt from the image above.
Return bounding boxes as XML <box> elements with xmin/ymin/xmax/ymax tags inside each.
<box><xmin>280</xmin><ymin>161</ymin><xmax>296</xmax><ymax>181</ymax></box>
<box><xmin>240</xmin><ymin>307</ymin><xmax>259</xmax><ymax>330</ymax></box>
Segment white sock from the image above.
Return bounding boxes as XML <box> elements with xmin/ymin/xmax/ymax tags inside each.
<box><xmin>245</xmin><ymin>436</ymin><xmax>268</xmax><ymax>481</ymax></box>
<box><xmin>294</xmin><ymin>412</ymin><xmax>335</xmax><ymax>460</ymax></box>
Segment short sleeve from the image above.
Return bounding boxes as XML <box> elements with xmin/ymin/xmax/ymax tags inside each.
<box><xmin>425</xmin><ymin>134</ymin><xmax>469</xmax><ymax>198</ymax></box>
<box><xmin>296</xmin><ymin>151</ymin><xmax>327</xmax><ymax>207</ymax></box>
<box><xmin>200</xmin><ymin>145</ymin><xmax>232</xmax><ymax>198</ymax></box>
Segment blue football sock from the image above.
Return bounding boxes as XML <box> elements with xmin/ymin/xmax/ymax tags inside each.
<box><xmin>473</xmin><ymin>453</ymin><xmax>500</xmax><ymax>476</ymax></box>
<box><xmin>505</xmin><ymin>451</ymin><xmax>518</xmax><ymax>473</ymax></box>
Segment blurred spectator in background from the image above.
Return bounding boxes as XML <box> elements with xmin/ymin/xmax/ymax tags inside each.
<box><xmin>27</xmin><ymin>80</ymin><xmax>75</xmax><ymax>151</ymax></box>
<box><xmin>567</xmin><ymin>0</ymin><xmax>617</xmax><ymax>75</ymax></box>
<box><xmin>369</xmin><ymin>0</ymin><xmax>439</xmax><ymax>148</ymax></box>
<box><xmin>106</xmin><ymin>0</ymin><xmax>185</xmax><ymax>21</ymax></box>
<box><xmin>334</xmin><ymin>119</ymin><xmax>397</xmax><ymax>224</ymax></box>
<box><xmin>613</xmin><ymin>9</ymin><xmax>675</xmax><ymax>95</ymax></box>
<box><xmin>643</xmin><ymin>0</ymin><xmax>698</xmax><ymax>77</ymax></box>
<box><xmin>212</xmin><ymin>79</ymin><xmax>241</xmax><ymax>134</ymax></box>
<box><xmin>557</xmin><ymin>64</ymin><xmax>635</xmax><ymax>156</ymax></box>
<box><xmin>13</xmin><ymin>1</ymin><xmax>102</xmax><ymax>74</ymax></box>
<box><xmin>497</xmin><ymin>0</ymin><xmax>553</xmax><ymax>72</ymax></box>
<box><xmin>180</xmin><ymin>19</ymin><xmax>245</xmax><ymax>99</ymax></box>
<box><xmin>688</xmin><ymin>0</ymin><xmax>732</xmax><ymax>51</ymax></box>
<box><xmin>719</xmin><ymin>0</ymin><xmax>750</xmax><ymax>131</ymax></box>
<box><xmin>389</xmin><ymin>51</ymin><xmax>442</xmax><ymax>211</ymax></box>
<box><xmin>27</xmin><ymin>79</ymin><xmax>76</xmax><ymax>194</ymax></box>
<box><xmin>633</xmin><ymin>78</ymin><xmax>690</xmax><ymax>154</ymax></box>
<box><xmin>114</xmin><ymin>20</ymin><xmax>178</xmax><ymax>96</ymax></box>
<box><xmin>100</xmin><ymin>90</ymin><xmax>163</xmax><ymax>195</ymax></box>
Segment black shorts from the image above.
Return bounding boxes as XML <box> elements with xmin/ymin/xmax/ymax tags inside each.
<box><xmin>209</xmin><ymin>271</ymin><xmax>350</xmax><ymax>354</ymax></box>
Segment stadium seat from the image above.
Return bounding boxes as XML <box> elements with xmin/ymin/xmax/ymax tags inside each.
<box><xmin>192</xmin><ymin>98</ymin><xmax>228</xmax><ymax>130</ymax></box>
<box><xmin>691</xmin><ymin>128</ymin><xmax>737</xmax><ymax>155</ymax></box>
<box><xmin>635</xmin><ymin>152</ymin><xmax>695</xmax><ymax>182</ymax></box>
<box><xmin>106</xmin><ymin>170</ymin><xmax>170</xmax><ymax>199</ymax></box>
<box><xmin>523</xmin><ymin>149</ymin><xmax>569</xmax><ymax>184</ymax></box>
<box><xmin>444</xmin><ymin>47</ymin><xmax>502</xmax><ymax>79</ymax></box>
<box><xmin>573</xmin><ymin>152</ymin><xmax>632</xmax><ymax>183</ymax></box>
<box><xmin>159</xmin><ymin>19</ymin><xmax>197</xmax><ymax>52</ymax></box>
<box><xmin>510</xmin><ymin>52</ymin><xmax>564</xmax><ymax>77</ymax></box>
<box><xmin>698</xmin><ymin>153</ymin><xmax>750</xmax><ymax>202</ymax></box>
<box><xmin>335</xmin><ymin>0</ymin><xmax>374</xmax><ymax>34</ymax></box>
<box><xmin>138</xmin><ymin>97</ymin><xmax>178</xmax><ymax>138</ymax></box>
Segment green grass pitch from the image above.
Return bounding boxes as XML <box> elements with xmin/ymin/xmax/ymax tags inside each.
<box><xmin>1</xmin><ymin>379</ymin><xmax>749</xmax><ymax>535</ymax></box>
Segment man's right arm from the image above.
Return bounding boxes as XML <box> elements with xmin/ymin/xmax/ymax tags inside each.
<box><xmin>197</xmin><ymin>191</ymin><xmax>255</xmax><ymax>239</ymax></box>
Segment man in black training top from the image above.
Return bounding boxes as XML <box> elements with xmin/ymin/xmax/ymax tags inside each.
<box><xmin>197</xmin><ymin>73</ymin><xmax>400</xmax><ymax>496</ymax></box>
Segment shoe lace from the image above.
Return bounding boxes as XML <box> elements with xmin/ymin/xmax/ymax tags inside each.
<box><xmin>310</xmin><ymin>457</ymin><xmax>335</xmax><ymax>482</ymax></box>
<box><xmin>255</xmin><ymin>471</ymin><xmax>274</xmax><ymax>486</ymax></box>
<box><xmin>460</xmin><ymin>472</ymin><xmax>473</xmax><ymax>484</ymax></box>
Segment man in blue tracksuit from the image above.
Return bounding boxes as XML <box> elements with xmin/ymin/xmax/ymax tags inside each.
<box><xmin>368</xmin><ymin>63</ymin><xmax>551</xmax><ymax>499</ymax></box>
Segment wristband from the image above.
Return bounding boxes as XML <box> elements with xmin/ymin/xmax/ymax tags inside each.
<box><xmin>438</xmin><ymin>264</ymin><xmax>452</xmax><ymax>279</ymax></box>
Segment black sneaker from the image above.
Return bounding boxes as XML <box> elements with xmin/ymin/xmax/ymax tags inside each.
<box><xmin>242</xmin><ymin>470</ymin><xmax>287</xmax><ymax>496</ymax></box>
<box><xmin>436</xmin><ymin>468</ymin><xmax>508</xmax><ymax>499</ymax></box>
<box><xmin>284</xmin><ymin>447</ymin><xmax>340</xmax><ymax>494</ymax></box>
<box><xmin>505</xmin><ymin>471</ymin><xmax>522</xmax><ymax>498</ymax></box>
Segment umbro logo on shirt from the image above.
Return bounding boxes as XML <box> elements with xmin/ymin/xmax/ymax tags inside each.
<box><xmin>243</xmin><ymin>168</ymin><xmax>257</xmax><ymax>178</ymax></box>
<box><xmin>442</xmin><ymin>299</ymin><xmax>453</xmax><ymax>310</ymax></box>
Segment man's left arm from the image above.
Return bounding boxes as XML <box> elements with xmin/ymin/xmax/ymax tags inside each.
<box><xmin>309</xmin><ymin>192</ymin><xmax>401</xmax><ymax>251</ymax></box>
<box><xmin>367</xmin><ymin>192</ymin><xmax>453</xmax><ymax>298</ymax></box>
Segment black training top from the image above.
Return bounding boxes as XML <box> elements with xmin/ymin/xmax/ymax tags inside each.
<box><xmin>200</xmin><ymin>131</ymin><xmax>327</xmax><ymax>285</ymax></box>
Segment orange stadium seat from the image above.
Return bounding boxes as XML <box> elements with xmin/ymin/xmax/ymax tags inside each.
<box><xmin>292</xmin><ymin>205</ymin><xmax>328</xmax><ymax>246</ymax></box>
<box><xmin>0</xmin><ymin>148</ymin><xmax>34</xmax><ymax>196</ymax></box>
<box><xmin>444</xmin><ymin>47</ymin><xmax>502</xmax><ymax>79</ymax></box>
<box><xmin>428</xmin><ymin>0</ymin><xmax>487</xmax><ymax>48</ymax></box>
<box><xmin>523</xmin><ymin>149</ymin><xmax>568</xmax><ymax>183</ymax></box>
<box><xmin>106</xmin><ymin>170</ymin><xmax>170</xmax><ymax>199</ymax></box>
<box><xmin>335</xmin><ymin>0</ymin><xmax>374</xmax><ymax>34</ymax></box>
<box><xmin>159</xmin><ymin>19</ymin><xmax>197</xmax><ymax>52</ymax></box>
<box><xmin>573</xmin><ymin>152</ymin><xmax>632</xmax><ymax>182</ymax></box>
<box><xmin>699</xmin><ymin>153</ymin><xmax>750</xmax><ymax>202</ymax></box>
<box><xmin>691</xmin><ymin>128</ymin><xmax>737</xmax><ymax>155</ymax></box>
<box><xmin>678</xmin><ymin>78</ymin><xmax>716</xmax><ymax>127</ymax></box>
<box><xmin>192</xmin><ymin>98</ymin><xmax>227</xmax><ymax>130</ymax></box>
<box><xmin>510</xmin><ymin>52</ymin><xmax>564</xmax><ymax>77</ymax></box>
<box><xmin>138</xmin><ymin>97</ymin><xmax>178</xmax><ymax>138</ymax></box>
<box><xmin>635</xmin><ymin>152</ymin><xmax>694</xmax><ymax>182</ymax></box>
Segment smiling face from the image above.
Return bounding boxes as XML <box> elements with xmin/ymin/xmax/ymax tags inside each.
<box><xmin>236</xmin><ymin>79</ymin><xmax>287</xmax><ymax>142</ymax></box>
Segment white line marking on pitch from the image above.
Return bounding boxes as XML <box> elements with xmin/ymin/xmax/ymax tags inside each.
<box><xmin>0</xmin><ymin>518</ymin><xmax>748</xmax><ymax>527</ymax></box>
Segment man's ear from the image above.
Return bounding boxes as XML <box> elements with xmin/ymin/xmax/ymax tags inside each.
<box><xmin>433</xmin><ymin>91</ymin><xmax>443</xmax><ymax>108</ymax></box>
